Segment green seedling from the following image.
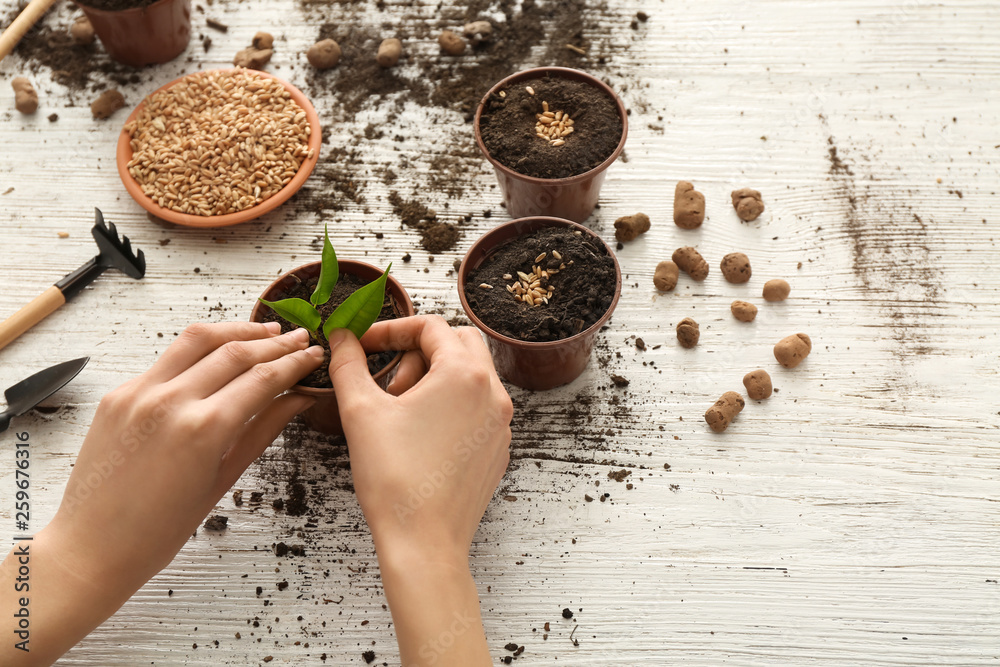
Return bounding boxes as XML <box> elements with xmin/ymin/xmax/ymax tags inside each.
<box><xmin>259</xmin><ymin>225</ymin><xmax>392</xmax><ymax>340</ymax></box>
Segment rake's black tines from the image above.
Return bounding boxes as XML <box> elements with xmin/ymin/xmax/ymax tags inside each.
<box><xmin>93</xmin><ymin>208</ymin><xmax>146</xmax><ymax>278</ymax></box>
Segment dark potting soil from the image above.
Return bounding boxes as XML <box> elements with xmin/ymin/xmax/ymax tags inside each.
<box><xmin>259</xmin><ymin>272</ymin><xmax>399</xmax><ymax>389</ymax></box>
<box><xmin>464</xmin><ymin>227</ymin><xmax>616</xmax><ymax>342</ymax></box>
<box><xmin>387</xmin><ymin>191</ymin><xmax>461</xmax><ymax>253</ymax></box>
<box><xmin>75</xmin><ymin>0</ymin><xmax>161</xmax><ymax>10</ymax></box>
<box><xmin>478</xmin><ymin>74</ymin><xmax>622</xmax><ymax>179</ymax></box>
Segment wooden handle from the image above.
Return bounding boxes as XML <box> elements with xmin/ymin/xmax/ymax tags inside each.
<box><xmin>0</xmin><ymin>0</ymin><xmax>60</xmax><ymax>64</ymax></box>
<box><xmin>0</xmin><ymin>285</ymin><xmax>66</xmax><ymax>352</ymax></box>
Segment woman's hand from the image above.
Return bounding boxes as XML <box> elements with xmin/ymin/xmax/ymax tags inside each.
<box><xmin>327</xmin><ymin>315</ymin><xmax>513</xmax><ymax>666</ymax></box>
<box><xmin>0</xmin><ymin>321</ymin><xmax>323</xmax><ymax>666</ymax></box>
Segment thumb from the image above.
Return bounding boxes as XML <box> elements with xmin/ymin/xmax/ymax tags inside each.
<box><xmin>327</xmin><ymin>328</ymin><xmax>384</xmax><ymax>414</ymax></box>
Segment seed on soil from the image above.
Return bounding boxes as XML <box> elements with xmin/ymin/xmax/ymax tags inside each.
<box><xmin>70</xmin><ymin>16</ymin><xmax>95</xmax><ymax>46</ymax></box>
<box><xmin>438</xmin><ymin>30</ymin><xmax>466</xmax><ymax>55</ymax></box>
<box><xmin>499</xmin><ymin>90</ymin><xmax>506</xmax><ymax>98</ymax></box>
<box><xmin>463</xmin><ymin>20</ymin><xmax>493</xmax><ymax>45</ymax></box>
<box><xmin>11</xmin><ymin>77</ymin><xmax>38</xmax><ymax>114</ymax></box>
<box><xmin>673</xmin><ymin>181</ymin><xmax>705</xmax><ymax>229</ymax></box>
<box><xmin>743</xmin><ymin>369</ymin><xmax>772</xmax><ymax>399</ymax></box>
<box><xmin>377</xmin><ymin>38</ymin><xmax>402</xmax><ymax>67</ymax></box>
<box><xmin>720</xmin><ymin>252</ymin><xmax>752</xmax><ymax>283</ymax></box>
<box><xmin>653</xmin><ymin>260</ymin><xmax>679</xmax><ymax>291</ymax></box>
<box><xmin>671</xmin><ymin>246</ymin><xmax>709</xmax><ymax>280</ymax></box>
<box><xmin>705</xmin><ymin>391</ymin><xmax>745</xmax><ymax>433</ymax></box>
<box><xmin>731</xmin><ymin>300</ymin><xmax>758</xmax><ymax>322</ymax></box>
<box><xmin>676</xmin><ymin>317</ymin><xmax>700</xmax><ymax>348</ymax></box>
<box><xmin>614</xmin><ymin>213</ymin><xmax>651</xmax><ymax>242</ymax></box>
<box><xmin>90</xmin><ymin>89</ymin><xmax>124</xmax><ymax>119</ymax></box>
<box><xmin>506</xmin><ymin>252</ymin><xmax>566</xmax><ymax>307</ymax></box>
<box><xmin>551</xmin><ymin>139</ymin><xmax>565</xmax><ymax>146</ymax></box>
<box><xmin>479</xmin><ymin>283</ymin><xmax>493</xmax><ymax>290</ymax></box>
<box><xmin>503</xmin><ymin>273</ymin><xmax>513</xmax><ymax>279</ymax></box>
<box><xmin>307</xmin><ymin>39</ymin><xmax>341</xmax><ymax>69</ymax></box>
<box><xmin>535</xmin><ymin>252</ymin><xmax>547</xmax><ymax>263</ymax></box>
<box><xmin>233</xmin><ymin>46</ymin><xmax>273</xmax><ymax>70</ymax></box>
<box><xmin>533</xmin><ymin>103</ymin><xmax>574</xmax><ymax>146</ymax></box>
<box><xmin>774</xmin><ymin>333</ymin><xmax>811</xmax><ymax>368</ymax></box>
<box><xmin>731</xmin><ymin>187</ymin><xmax>765</xmax><ymax>221</ymax></box>
<box><xmin>124</xmin><ymin>69</ymin><xmax>312</xmax><ymax>217</ymax></box>
<box><xmin>552</xmin><ymin>250</ymin><xmax>562</xmax><ymax>260</ymax></box>
<box><xmin>526</xmin><ymin>86</ymin><xmax>535</xmax><ymax>95</ymax></box>
<box><xmin>763</xmin><ymin>278</ymin><xmax>791</xmax><ymax>301</ymax></box>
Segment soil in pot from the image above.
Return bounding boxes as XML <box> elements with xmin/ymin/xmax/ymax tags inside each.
<box><xmin>478</xmin><ymin>74</ymin><xmax>622</xmax><ymax>180</ymax></box>
<box><xmin>464</xmin><ymin>226</ymin><xmax>616</xmax><ymax>342</ymax></box>
<box><xmin>76</xmin><ymin>0</ymin><xmax>160</xmax><ymax>9</ymax></box>
<box><xmin>259</xmin><ymin>273</ymin><xmax>399</xmax><ymax>388</ymax></box>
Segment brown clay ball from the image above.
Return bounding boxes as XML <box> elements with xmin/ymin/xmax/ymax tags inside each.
<box><xmin>252</xmin><ymin>32</ymin><xmax>274</xmax><ymax>50</ymax></box>
<box><xmin>377</xmin><ymin>38</ymin><xmax>402</xmax><ymax>67</ymax></box>
<box><xmin>653</xmin><ymin>260</ymin><xmax>679</xmax><ymax>292</ymax></box>
<box><xmin>676</xmin><ymin>317</ymin><xmax>699</xmax><ymax>348</ymax></box>
<box><xmin>763</xmin><ymin>279</ymin><xmax>791</xmax><ymax>302</ymax></box>
<box><xmin>11</xmin><ymin>77</ymin><xmax>38</xmax><ymax>114</ymax></box>
<box><xmin>233</xmin><ymin>47</ymin><xmax>273</xmax><ymax>70</ymax></box>
<box><xmin>307</xmin><ymin>39</ymin><xmax>341</xmax><ymax>69</ymax></box>
<box><xmin>614</xmin><ymin>213</ymin><xmax>650</xmax><ymax>242</ymax></box>
<box><xmin>731</xmin><ymin>187</ymin><xmax>765</xmax><ymax>221</ymax></box>
<box><xmin>720</xmin><ymin>252</ymin><xmax>752</xmax><ymax>284</ymax></box>
<box><xmin>671</xmin><ymin>246</ymin><xmax>709</xmax><ymax>281</ymax></box>
<box><xmin>438</xmin><ymin>30</ymin><xmax>466</xmax><ymax>55</ymax></box>
<box><xmin>90</xmin><ymin>89</ymin><xmax>125</xmax><ymax>119</ymax></box>
<box><xmin>463</xmin><ymin>20</ymin><xmax>493</xmax><ymax>45</ymax></box>
<box><xmin>774</xmin><ymin>333</ymin><xmax>812</xmax><ymax>369</ymax></box>
<box><xmin>673</xmin><ymin>181</ymin><xmax>705</xmax><ymax>229</ymax></box>
<box><xmin>705</xmin><ymin>391</ymin><xmax>745</xmax><ymax>433</ymax></box>
<box><xmin>70</xmin><ymin>16</ymin><xmax>95</xmax><ymax>46</ymax></box>
<box><xmin>743</xmin><ymin>369</ymin><xmax>772</xmax><ymax>400</ymax></box>
<box><xmin>730</xmin><ymin>300</ymin><xmax>757</xmax><ymax>322</ymax></box>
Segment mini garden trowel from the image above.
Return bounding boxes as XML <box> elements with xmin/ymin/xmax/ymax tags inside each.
<box><xmin>0</xmin><ymin>208</ymin><xmax>146</xmax><ymax>352</ymax></box>
<box><xmin>0</xmin><ymin>357</ymin><xmax>89</xmax><ymax>433</ymax></box>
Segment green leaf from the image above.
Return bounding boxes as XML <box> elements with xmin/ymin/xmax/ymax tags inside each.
<box><xmin>322</xmin><ymin>264</ymin><xmax>392</xmax><ymax>340</ymax></box>
<box><xmin>310</xmin><ymin>224</ymin><xmax>338</xmax><ymax>306</ymax></box>
<box><xmin>258</xmin><ymin>298</ymin><xmax>321</xmax><ymax>333</ymax></box>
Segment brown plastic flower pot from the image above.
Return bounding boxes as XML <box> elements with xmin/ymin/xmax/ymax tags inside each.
<box><xmin>74</xmin><ymin>0</ymin><xmax>191</xmax><ymax>67</ymax></box>
<box><xmin>249</xmin><ymin>259</ymin><xmax>415</xmax><ymax>436</ymax></box>
<box><xmin>473</xmin><ymin>67</ymin><xmax>628</xmax><ymax>223</ymax></box>
<box><xmin>458</xmin><ymin>216</ymin><xmax>622</xmax><ymax>391</ymax></box>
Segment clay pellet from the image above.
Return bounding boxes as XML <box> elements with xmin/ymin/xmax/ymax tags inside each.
<box><xmin>377</xmin><ymin>38</ymin><xmax>402</xmax><ymax>67</ymax></box>
<box><xmin>773</xmin><ymin>333</ymin><xmax>811</xmax><ymax>369</ymax></box>
<box><xmin>720</xmin><ymin>252</ymin><xmax>752</xmax><ymax>284</ymax></box>
<box><xmin>671</xmin><ymin>246</ymin><xmax>709</xmax><ymax>281</ymax></box>
<box><xmin>730</xmin><ymin>300</ymin><xmax>758</xmax><ymax>322</ymax></box>
<box><xmin>11</xmin><ymin>77</ymin><xmax>38</xmax><ymax>114</ymax></box>
<box><xmin>614</xmin><ymin>213</ymin><xmax>650</xmax><ymax>242</ymax></box>
<box><xmin>731</xmin><ymin>187</ymin><xmax>765</xmax><ymax>222</ymax></box>
<box><xmin>653</xmin><ymin>260</ymin><xmax>679</xmax><ymax>291</ymax></box>
<box><xmin>676</xmin><ymin>317</ymin><xmax>699</xmax><ymax>348</ymax></box>
<box><xmin>743</xmin><ymin>369</ymin><xmax>772</xmax><ymax>399</ymax></box>
<box><xmin>673</xmin><ymin>181</ymin><xmax>705</xmax><ymax>229</ymax></box>
<box><xmin>705</xmin><ymin>391</ymin><xmax>745</xmax><ymax>433</ymax></box>
<box><xmin>763</xmin><ymin>279</ymin><xmax>791</xmax><ymax>301</ymax></box>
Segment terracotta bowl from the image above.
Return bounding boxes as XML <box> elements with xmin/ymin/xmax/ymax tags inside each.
<box><xmin>116</xmin><ymin>69</ymin><xmax>321</xmax><ymax>228</ymax></box>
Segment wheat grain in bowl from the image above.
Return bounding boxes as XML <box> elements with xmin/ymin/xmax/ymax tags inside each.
<box><xmin>123</xmin><ymin>68</ymin><xmax>314</xmax><ymax>217</ymax></box>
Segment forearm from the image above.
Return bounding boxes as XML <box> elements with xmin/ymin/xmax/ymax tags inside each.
<box><xmin>376</xmin><ymin>542</ymin><xmax>491</xmax><ymax>667</ymax></box>
<box><xmin>0</xmin><ymin>528</ymin><xmax>131</xmax><ymax>666</ymax></box>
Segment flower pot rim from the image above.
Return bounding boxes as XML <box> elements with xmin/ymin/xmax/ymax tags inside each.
<box><xmin>457</xmin><ymin>216</ymin><xmax>622</xmax><ymax>350</ymax></box>
<box><xmin>249</xmin><ymin>258</ymin><xmax>414</xmax><ymax>395</ymax></box>
<box><xmin>116</xmin><ymin>68</ymin><xmax>322</xmax><ymax>229</ymax></box>
<box><xmin>473</xmin><ymin>66</ymin><xmax>629</xmax><ymax>186</ymax></box>
<box><xmin>73</xmin><ymin>0</ymin><xmax>178</xmax><ymax>16</ymax></box>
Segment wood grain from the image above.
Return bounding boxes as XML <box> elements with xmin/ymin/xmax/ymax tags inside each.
<box><xmin>1</xmin><ymin>0</ymin><xmax>998</xmax><ymax>664</ymax></box>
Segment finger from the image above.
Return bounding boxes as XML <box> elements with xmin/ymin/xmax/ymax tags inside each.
<box><xmin>147</xmin><ymin>321</ymin><xmax>282</xmax><ymax>383</ymax></box>
<box><xmin>454</xmin><ymin>327</ymin><xmax>494</xmax><ymax>368</ymax></box>
<box><xmin>327</xmin><ymin>329</ymin><xmax>389</xmax><ymax>414</ymax></box>
<box><xmin>173</xmin><ymin>328</ymin><xmax>313</xmax><ymax>398</ymax></box>
<box><xmin>215</xmin><ymin>393</ymin><xmax>315</xmax><ymax>495</ymax></box>
<box><xmin>206</xmin><ymin>346</ymin><xmax>325</xmax><ymax>425</ymax></box>
<box><xmin>386</xmin><ymin>350</ymin><xmax>428</xmax><ymax>396</ymax></box>
<box><xmin>359</xmin><ymin>315</ymin><xmax>467</xmax><ymax>366</ymax></box>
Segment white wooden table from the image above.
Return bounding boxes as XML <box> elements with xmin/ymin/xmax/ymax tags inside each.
<box><xmin>1</xmin><ymin>0</ymin><xmax>998</xmax><ymax>664</ymax></box>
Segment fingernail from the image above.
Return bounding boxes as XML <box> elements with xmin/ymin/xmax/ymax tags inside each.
<box><xmin>305</xmin><ymin>345</ymin><xmax>325</xmax><ymax>359</ymax></box>
<box><xmin>327</xmin><ymin>328</ymin><xmax>351</xmax><ymax>350</ymax></box>
<box><xmin>288</xmin><ymin>328</ymin><xmax>310</xmax><ymax>342</ymax></box>
<box><xmin>263</xmin><ymin>321</ymin><xmax>281</xmax><ymax>334</ymax></box>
